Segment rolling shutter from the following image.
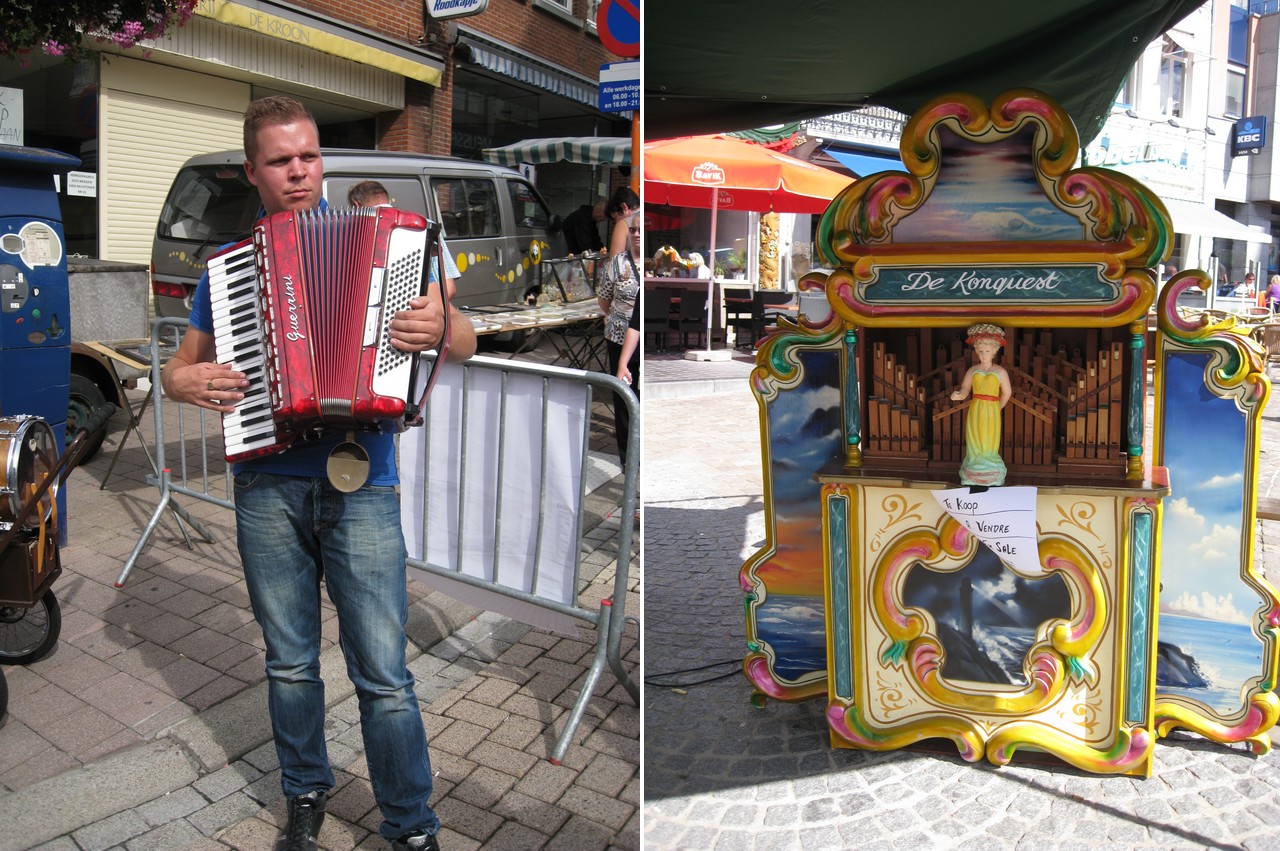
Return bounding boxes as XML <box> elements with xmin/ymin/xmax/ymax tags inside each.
<box><xmin>100</xmin><ymin>59</ymin><xmax>247</xmax><ymax>264</ymax></box>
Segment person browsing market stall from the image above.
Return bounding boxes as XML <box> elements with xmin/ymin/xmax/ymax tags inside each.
<box><xmin>561</xmin><ymin>199</ymin><xmax>606</xmax><ymax>255</ymax></box>
<box><xmin>599</xmin><ymin>210</ymin><xmax>642</xmax><ymax>467</ymax></box>
<box><xmin>604</xmin><ymin>186</ymin><xmax>639</xmax><ymax>257</ymax></box>
<box><xmin>161</xmin><ymin>96</ymin><xmax>475</xmax><ymax>851</ymax></box>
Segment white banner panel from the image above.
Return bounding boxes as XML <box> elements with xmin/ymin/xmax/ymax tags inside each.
<box><xmin>401</xmin><ymin>356</ymin><xmax>609</xmax><ymax>631</ymax></box>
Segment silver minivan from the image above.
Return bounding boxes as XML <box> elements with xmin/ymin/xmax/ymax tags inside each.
<box><xmin>151</xmin><ymin>149</ymin><xmax>565</xmax><ymax>317</ymax></box>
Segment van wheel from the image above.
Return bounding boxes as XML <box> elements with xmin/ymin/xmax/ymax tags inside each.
<box><xmin>67</xmin><ymin>373</ymin><xmax>109</xmax><ymax>462</ymax></box>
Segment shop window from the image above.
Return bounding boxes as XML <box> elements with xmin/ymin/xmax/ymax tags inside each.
<box><xmin>1115</xmin><ymin>71</ymin><xmax>1135</xmax><ymax>110</ymax></box>
<box><xmin>430</xmin><ymin>177</ymin><xmax>500</xmax><ymax>238</ymax></box>
<box><xmin>1226</xmin><ymin>67</ymin><xmax>1246</xmax><ymax>118</ymax></box>
<box><xmin>533</xmin><ymin>0</ymin><xmax>580</xmax><ymax>25</ymax></box>
<box><xmin>1159</xmin><ymin>37</ymin><xmax>1186</xmax><ymax>118</ymax></box>
<box><xmin>1229</xmin><ymin>4</ymin><xmax>1249</xmax><ymax>67</ymax></box>
<box><xmin>505</xmin><ymin>178</ymin><xmax>554</xmax><ymax>231</ymax></box>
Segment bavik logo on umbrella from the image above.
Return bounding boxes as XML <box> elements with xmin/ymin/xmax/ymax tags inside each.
<box><xmin>691</xmin><ymin>161</ymin><xmax>725</xmax><ymax>184</ymax></box>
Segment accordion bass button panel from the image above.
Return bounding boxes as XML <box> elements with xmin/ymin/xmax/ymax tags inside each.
<box><xmin>371</xmin><ymin>225</ymin><xmax>428</xmax><ymax>397</ymax></box>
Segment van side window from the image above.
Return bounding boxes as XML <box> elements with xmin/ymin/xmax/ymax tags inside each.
<box><xmin>430</xmin><ymin>177</ymin><xmax>499</xmax><ymax>238</ymax></box>
<box><xmin>323</xmin><ymin>177</ymin><xmax>428</xmax><ymax>219</ymax></box>
<box><xmin>157</xmin><ymin>165</ymin><xmax>257</xmax><ymax>242</ymax></box>
<box><xmin>505</xmin><ymin>179</ymin><xmax>554</xmax><ymax>230</ymax></box>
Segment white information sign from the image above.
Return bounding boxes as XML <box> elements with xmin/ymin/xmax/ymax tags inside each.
<box><xmin>932</xmin><ymin>486</ymin><xmax>1041</xmax><ymax>575</ymax></box>
<box><xmin>67</xmin><ymin>171</ymin><xmax>98</xmax><ymax>198</ymax></box>
<box><xmin>0</xmin><ymin>87</ymin><xmax>23</xmax><ymax>146</ymax></box>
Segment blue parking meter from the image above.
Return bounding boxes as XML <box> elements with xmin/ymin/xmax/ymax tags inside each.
<box><xmin>0</xmin><ymin>145</ymin><xmax>81</xmax><ymax>542</ymax></box>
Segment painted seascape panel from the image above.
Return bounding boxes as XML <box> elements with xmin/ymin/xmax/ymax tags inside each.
<box><xmin>902</xmin><ymin>543</ymin><xmax>1072</xmax><ymax>687</ymax></box>
<box><xmin>747</xmin><ymin>346</ymin><xmax>844</xmax><ymax>685</ymax></box>
<box><xmin>1157</xmin><ymin>349</ymin><xmax>1264</xmax><ymax>715</ymax></box>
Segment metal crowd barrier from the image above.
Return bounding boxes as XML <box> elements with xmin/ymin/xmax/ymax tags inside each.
<box><xmin>115</xmin><ymin>317</ymin><xmax>639</xmax><ymax>762</ymax></box>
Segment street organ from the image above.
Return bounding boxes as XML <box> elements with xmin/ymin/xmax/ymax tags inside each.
<box><xmin>741</xmin><ymin>90</ymin><xmax>1280</xmax><ymax>776</ymax></box>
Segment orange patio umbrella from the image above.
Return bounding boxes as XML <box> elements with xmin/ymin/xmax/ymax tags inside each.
<box><xmin>643</xmin><ymin>135</ymin><xmax>854</xmax><ymax>350</ymax></box>
<box><xmin>644</xmin><ymin>134</ymin><xmax>854</xmax><ymax>213</ymax></box>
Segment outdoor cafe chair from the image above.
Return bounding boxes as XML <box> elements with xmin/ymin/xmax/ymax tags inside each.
<box><xmin>644</xmin><ymin>290</ymin><xmax>674</xmax><ymax>352</ymax></box>
<box><xmin>671</xmin><ymin>289</ymin><xmax>709</xmax><ymax>348</ymax></box>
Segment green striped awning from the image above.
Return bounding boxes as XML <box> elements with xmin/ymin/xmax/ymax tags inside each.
<box><xmin>482</xmin><ymin>137</ymin><xmax>631</xmax><ymax>167</ymax></box>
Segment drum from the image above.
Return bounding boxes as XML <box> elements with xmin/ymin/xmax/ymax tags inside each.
<box><xmin>0</xmin><ymin>416</ymin><xmax>58</xmax><ymax>529</ymax></box>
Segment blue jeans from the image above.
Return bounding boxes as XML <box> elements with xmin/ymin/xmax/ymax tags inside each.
<box><xmin>234</xmin><ymin>472</ymin><xmax>437</xmax><ymax>840</ymax></box>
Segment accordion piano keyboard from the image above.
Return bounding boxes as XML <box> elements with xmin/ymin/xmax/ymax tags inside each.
<box><xmin>208</xmin><ymin>241</ymin><xmax>279</xmax><ymax>457</ymax></box>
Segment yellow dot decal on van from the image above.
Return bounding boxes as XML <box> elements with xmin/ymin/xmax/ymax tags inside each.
<box><xmin>529</xmin><ymin>242</ymin><xmax>541</xmax><ymax>265</ymax></box>
<box><xmin>508</xmin><ymin>270</ymin><xmax>516</xmax><ymax>284</ymax></box>
<box><xmin>456</xmin><ymin>253</ymin><xmax>468</xmax><ymax>273</ymax></box>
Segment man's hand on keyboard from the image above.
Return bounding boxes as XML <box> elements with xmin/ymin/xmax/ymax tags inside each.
<box><xmin>171</xmin><ymin>363</ymin><xmax>249</xmax><ymax>412</ymax></box>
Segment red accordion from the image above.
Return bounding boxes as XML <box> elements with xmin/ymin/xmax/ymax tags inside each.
<box><xmin>207</xmin><ymin>206</ymin><xmax>449</xmax><ymax>464</ymax></box>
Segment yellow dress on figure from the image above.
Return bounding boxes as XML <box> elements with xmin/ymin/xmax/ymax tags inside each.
<box><xmin>960</xmin><ymin>371</ymin><xmax>1006</xmax><ymax>486</ymax></box>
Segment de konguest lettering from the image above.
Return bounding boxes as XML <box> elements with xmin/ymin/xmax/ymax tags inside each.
<box><xmin>899</xmin><ymin>269</ymin><xmax>1063</xmax><ymax>296</ymax></box>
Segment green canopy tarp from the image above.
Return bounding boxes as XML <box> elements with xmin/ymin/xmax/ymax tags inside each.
<box><xmin>645</xmin><ymin>0</ymin><xmax>1203</xmax><ymax>146</ymax></box>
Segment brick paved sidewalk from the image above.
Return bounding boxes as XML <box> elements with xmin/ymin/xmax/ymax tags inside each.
<box><xmin>0</xmin><ymin>335</ymin><xmax>640</xmax><ymax>850</ymax></box>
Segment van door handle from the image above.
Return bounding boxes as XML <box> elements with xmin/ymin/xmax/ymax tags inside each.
<box><xmin>495</xmin><ymin>246</ymin><xmax>502</xmax><ymax>266</ymax></box>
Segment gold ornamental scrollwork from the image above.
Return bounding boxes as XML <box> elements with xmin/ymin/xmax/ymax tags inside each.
<box><xmin>875</xmin><ymin>669</ymin><xmax>910</xmax><ymax>714</ymax></box>
<box><xmin>871</xmin><ymin>494</ymin><xmax>926</xmax><ymax>553</ymax></box>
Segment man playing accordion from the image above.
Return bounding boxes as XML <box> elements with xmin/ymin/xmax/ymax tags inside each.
<box><xmin>162</xmin><ymin>95</ymin><xmax>475</xmax><ymax>851</ymax></box>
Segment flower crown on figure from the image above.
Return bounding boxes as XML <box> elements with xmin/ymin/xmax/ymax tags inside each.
<box><xmin>966</xmin><ymin>323</ymin><xmax>1006</xmax><ymax>347</ymax></box>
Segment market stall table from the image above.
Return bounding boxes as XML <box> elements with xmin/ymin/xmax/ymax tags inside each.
<box><xmin>461</xmin><ymin>299</ymin><xmax>607</xmax><ymax>371</ymax></box>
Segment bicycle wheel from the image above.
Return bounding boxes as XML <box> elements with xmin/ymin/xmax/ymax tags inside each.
<box><xmin>0</xmin><ymin>590</ymin><xmax>61</xmax><ymax>665</ymax></box>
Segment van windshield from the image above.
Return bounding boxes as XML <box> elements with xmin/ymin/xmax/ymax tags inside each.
<box><xmin>157</xmin><ymin>165</ymin><xmax>258</xmax><ymax>244</ymax></box>
<box><xmin>505</xmin><ymin>179</ymin><xmax>554</xmax><ymax>230</ymax></box>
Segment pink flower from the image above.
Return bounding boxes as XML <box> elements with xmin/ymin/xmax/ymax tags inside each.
<box><xmin>43</xmin><ymin>40</ymin><xmax>65</xmax><ymax>56</ymax></box>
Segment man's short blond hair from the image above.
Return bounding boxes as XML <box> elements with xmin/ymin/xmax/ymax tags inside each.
<box><xmin>243</xmin><ymin>96</ymin><xmax>316</xmax><ymax>161</ymax></box>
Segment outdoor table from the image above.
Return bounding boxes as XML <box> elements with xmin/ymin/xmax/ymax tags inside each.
<box><xmin>461</xmin><ymin>300</ymin><xmax>607</xmax><ymax>371</ymax></box>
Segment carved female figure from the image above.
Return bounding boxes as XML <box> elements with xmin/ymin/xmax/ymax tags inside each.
<box><xmin>950</xmin><ymin>323</ymin><xmax>1012</xmax><ymax>486</ymax></box>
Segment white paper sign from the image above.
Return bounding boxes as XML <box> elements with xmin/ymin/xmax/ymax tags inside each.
<box><xmin>0</xmin><ymin>87</ymin><xmax>22</xmax><ymax>146</ymax></box>
<box><xmin>932</xmin><ymin>486</ymin><xmax>1042</xmax><ymax>575</ymax></box>
<box><xmin>67</xmin><ymin>171</ymin><xmax>97</xmax><ymax>198</ymax></box>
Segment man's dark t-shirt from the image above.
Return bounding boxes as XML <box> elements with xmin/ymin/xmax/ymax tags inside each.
<box><xmin>562</xmin><ymin>204</ymin><xmax>604</xmax><ymax>255</ymax></box>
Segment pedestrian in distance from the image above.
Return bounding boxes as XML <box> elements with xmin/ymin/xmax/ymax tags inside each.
<box><xmin>561</xmin><ymin>199</ymin><xmax>606</xmax><ymax>255</ymax></box>
<box><xmin>599</xmin><ymin>210</ymin><xmax>642</xmax><ymax>468</ymax></box>
<box><xmin>161</xmin><ymin>95</ymin><xmax>476</xmax><ymax>851</ymax></box>
<box><xmin>349</xmin><ymin>179</ymin><xmax>462</xmax><ymax>286</ymax></box>
<box><xmin>1235</xmin><ymin>271</ymin><xmax>1257</xmax><ymax>299</ymax></box>
<box><xmin>604</xmin><ymin>186</ymin><xmax>639</xmax><ymax>257</ymax></box>
<box><xmin>348</xmin><ymin>179</ymin><xmax>392</xmax><ymax>207</ymax></box>
<box><xmin>1268</xmin><ymin>274</ymin><xmax>1280</xmax><ymax>314</ymax></box>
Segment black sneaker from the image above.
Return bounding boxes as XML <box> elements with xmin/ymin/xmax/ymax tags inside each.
<box><xmin>274</xmin><ymin>790</ymin><xmax>327</xmax><ymax>851</ymax></box>
<box><xmin>390</xmin><ymin>831</ymin><xmax>441</xmax><ymax>851</ymax></box>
